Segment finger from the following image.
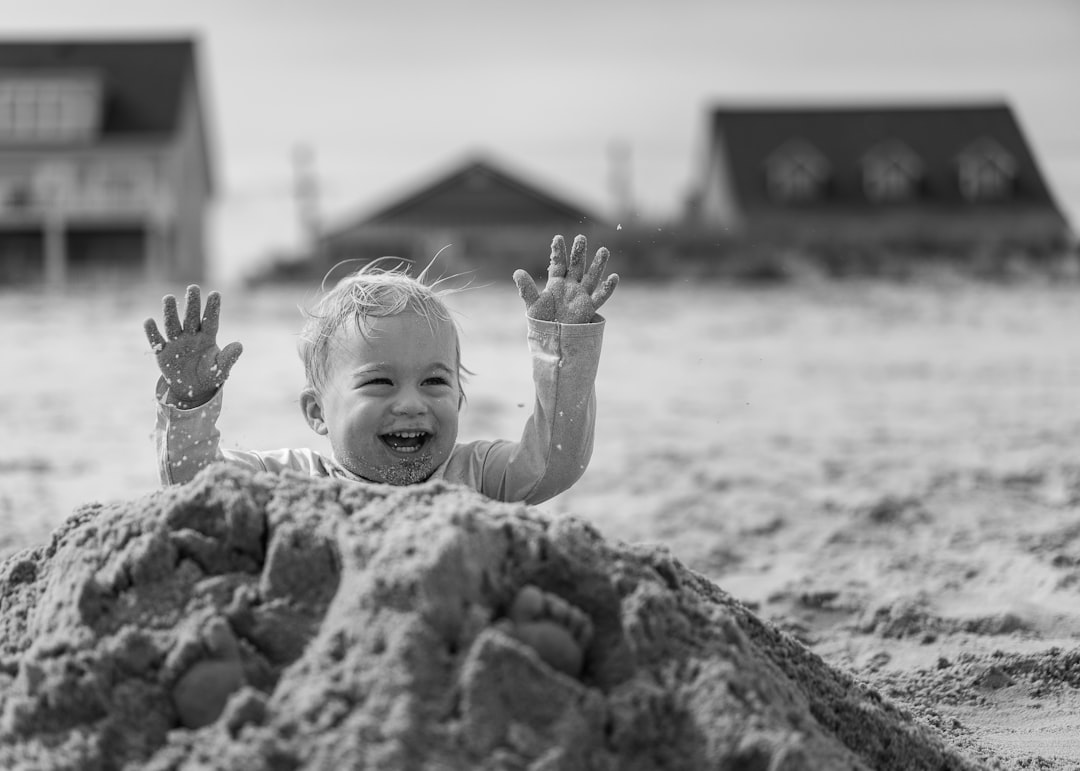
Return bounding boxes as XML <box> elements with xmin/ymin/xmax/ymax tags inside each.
<box><xmin>581</xmin><ymin>247</ymin><xmax>609</xmax><ymax>294</ymax></box>
<box><xmin>214</xmin><ymin>342</ymin><xmax>244</xmax><ymax>382</ymax></box>
<box><xmin>144</xmin><ymin>318</ymin><xmax>168</xmax><ymax>352</ymax></box>
<box><xmin>567</xmin><ymin>234</ymin><xmax>587</xmax><ymax>283</ymax></box>
<box><xmin>202</xmin><ymin>291</ymin><xmax>222</xmax><ymax>339</ymax></box>
<box><xmin>591</xmin><ymin>273</ymin><xmax>619</xmax><ymax>311</ymax></box>
<box><xmin>513</xmin><ymin>269</ymin><xmax>541</xmax><ymax>308</ymax></box>
<box><xmin>162</xmin><ymin>294</ymin><xmax>183</xmax><ymax>339</ymax></box>
<box><xmin>183</xmin><ymin>285</ymin><xmax>202</xmax><ymax>332</ymax></box>
<box><xmin>547</xmin><ymin>235</ymin><xmax>567</xmax><ymax>280</ymax></box>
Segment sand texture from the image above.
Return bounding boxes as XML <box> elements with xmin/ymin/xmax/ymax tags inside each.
<box><xmin>0</xmin><ymin>464</ymin><xmax>990</xmax><ymax>770</ymax></box>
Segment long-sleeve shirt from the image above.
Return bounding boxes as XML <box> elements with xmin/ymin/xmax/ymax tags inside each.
<box><xmin>155</xmin><ymin>316</ymin><xmax>604</xmax><ymax>505</ymax></box>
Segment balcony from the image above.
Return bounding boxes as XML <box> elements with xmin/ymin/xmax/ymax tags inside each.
<box><xmin>0</xmin><ymin>158</ymin><xmax>173</xmax><ymax>226</ymax></box>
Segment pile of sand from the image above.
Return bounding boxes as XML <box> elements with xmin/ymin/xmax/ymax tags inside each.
<box><xmin>0</xmin><ymin>465</ymin><xmax>986</xmax><ymax>770</ymax></box>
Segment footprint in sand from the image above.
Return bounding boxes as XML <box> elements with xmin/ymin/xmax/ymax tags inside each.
<box><xmin>171</xmin><ymin>617</ymin><xmax>246</xmax><ymax>729</ymax></box>
<box><xmin>496</xmin><ymin>584</ymin><xmax>594</xmax><ymax>678</ymax></box>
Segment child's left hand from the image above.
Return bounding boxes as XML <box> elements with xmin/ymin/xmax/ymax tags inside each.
<box><xmin>513</xmin><ymin>234</ymin><xmax>619</xmax><ymax>324</ymax></box>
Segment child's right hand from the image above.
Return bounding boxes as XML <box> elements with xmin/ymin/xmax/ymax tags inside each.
<box><xmin>144</xmin><ymin>285</ymin><xmax>243</xmax><ymax>409</ymax></box>
<box><xmin>513</xmin><ymin>234</ymin><xmax>619</xmax><ymax>324</ymax></box>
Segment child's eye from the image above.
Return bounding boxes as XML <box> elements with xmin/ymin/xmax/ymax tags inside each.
<box><xmin>360</xmin><ymin>377</ymin><xmax>393</xmax><ymax>388</ymax></box>
<box><xmin>423</xmin><ymin>376</ymin><xmax>450</xmax><ymax>386</ymax></box>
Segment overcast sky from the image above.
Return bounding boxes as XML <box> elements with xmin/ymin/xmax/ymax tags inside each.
<box><xmin>5</xmin><ymin>0</ymin><xmax>1079</xmax><ymax>281</ymax></box>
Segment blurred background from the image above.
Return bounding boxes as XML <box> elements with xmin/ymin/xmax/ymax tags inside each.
<box><xmin>4</xmin><ymin>9</ymin><xmax>1080</xmax><ymax>763</ymax></box>
<box><xmin>1</xmin><ymin>0</ymin><xmax>1077</xmax><ymax>286</ymax></box>
<box><xmin>1</xmin><ymin>0</ymin><xmax>1080</xmax><ymax>557</ymax></box>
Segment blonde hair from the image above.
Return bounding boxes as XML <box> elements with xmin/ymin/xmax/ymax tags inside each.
<box><xmin>298</xmin><ymin>257</ymin><xmax>469</xmax><ymax>395</ymax></box>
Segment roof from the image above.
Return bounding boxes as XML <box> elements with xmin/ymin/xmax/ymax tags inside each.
<box><xmin>707</xmin><ymin>101</ymin><xmax>1063</xmax><ymax>212</ymax></box>
<box><xmin>329</xmin><ymin>154</ymin><xmax>603</xmax><ymax>237</ymax></box>
<box><xmin>0</xmin><ymin>38</ymin><xmax>201</xmax><ymax>137</ymax></box>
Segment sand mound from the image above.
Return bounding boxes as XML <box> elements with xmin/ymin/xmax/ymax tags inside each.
<box><xmin>0</xmin><ymin>465</ymin><xmax>986</xmax><ymax>770</ymax></box>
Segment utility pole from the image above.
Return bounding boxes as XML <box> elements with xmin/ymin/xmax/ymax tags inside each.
<box><xmin>607</xmin><ymin>139</ymin><xmax>635</xmax><ymax>224</ymax></box>
<box><xmin>292</xmin><ymin>143</ymin><xmax>321</xmax><ymax>255</ymax></box>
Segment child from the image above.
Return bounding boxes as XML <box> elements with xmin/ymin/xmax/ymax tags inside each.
<box><xmin>145</xmin><ymin>233</ymin><xmax>617</xmax><ymax>501</ymax></box>
<box><xmin>143</xmin><ymin>234</ymin><xmax>618</xmax><ymax>726</ymax></box>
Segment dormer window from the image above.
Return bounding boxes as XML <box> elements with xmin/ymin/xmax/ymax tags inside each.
<box><xmin>763</xmin><ymin>139</ymin><xmax>830</xmax><ymax>203</ymax></box>
<box><xmin>0</xmin><ymin>72</ymin><xmax>103</xmax><ymax>144</ymax></box>
<box><xmin>956</xmin><ymin>137</ymin><xmax>1016</xmax><ymax>202</ymax></box>
<box><xmin>861</xmin><ymin>140</ymin><xmax>922</xmax><ymax>203</ymax></box>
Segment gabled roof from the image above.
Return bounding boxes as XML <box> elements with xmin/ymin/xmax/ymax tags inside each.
<box><xmin>0</xmin><ymin>38</ymin><xmax>201</xmax><ymax>137</ymax></box>
<box><xmin>957</xmin><ymin>136</ymin><xmax>1016</xmax><ymax>172</ymax></box>
<box><xmin>706</xmin><ymin>101</ymin><xmax>1062</xmax><ymax>211</ymax></box>
<box><xmin>861</xmin><ymin>139</ymin><xmax>922</xmax><ymax>169</ymax></box>
<box><xmin>330</xmin><ymin>154</ymin><xmax>603</xmax><ymax>236</ymax></box>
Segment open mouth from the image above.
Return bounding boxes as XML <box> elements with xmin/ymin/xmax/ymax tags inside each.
<box><xmin>379</xmin><ymin>430</ymin><xmax>432</xmax><ymax>455</ymax></box>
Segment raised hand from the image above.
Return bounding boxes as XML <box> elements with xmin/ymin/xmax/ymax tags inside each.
<box><xmin>144</xmin><ymin>285</ymin><xmax>243</xmax><ymax>409</ymax></box>
<box><xmin>512</xmin><ymin>234</ymin><xmax>619</xmax><ymax>324</ymax></box>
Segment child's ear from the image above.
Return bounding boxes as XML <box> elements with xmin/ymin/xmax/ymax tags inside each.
<box><xmin>300</xmin><ymin>388</ymin><xmax>329</xmax><ymax>435</ymax></box>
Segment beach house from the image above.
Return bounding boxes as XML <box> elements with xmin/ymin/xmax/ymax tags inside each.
<box><xmin>0</xmin><ymin>38</ymin><xmax>215</xmax><ymax>285</ymax></box>
<box><xmin>687</xmin><ymin>102</ymin><xmax>1071</xmax><ymax>247</ymax></box>
<box><xmin>318</xmin><ymin>154</ymin><xmax>606</xmax><ymax>279</ymax></box>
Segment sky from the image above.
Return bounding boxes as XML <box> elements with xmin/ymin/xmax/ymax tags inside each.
<box><xmin>4</xmin><ymin>0</ymin><xmax>1079</xmax><ymax>282</ymax></box>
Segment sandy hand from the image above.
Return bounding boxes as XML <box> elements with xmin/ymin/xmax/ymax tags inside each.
<box><xmin>513</xmin><ymin>234</ymin><xmax>619</xmax><ymax>324</ymax></box>
<box><xmin>497</xmin><ymin>584</ymin><xmax>594</xmax><ymax>678</ymax></box>
<box><xmin>144</xmin><ymin>284</ymin><xmax>243</xmax><ymax>409</ymax></box>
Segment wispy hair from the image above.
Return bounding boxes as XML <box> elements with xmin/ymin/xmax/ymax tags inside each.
<box><xmin>298</xmin><ymin>250</ymin><xmax>473</xmax><ymax>394</ymax></box>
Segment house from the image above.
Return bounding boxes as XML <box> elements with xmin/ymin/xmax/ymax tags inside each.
<box><xmin>318</xmin><ymin>154</ymin><xmax>607</xmax><ymax>279</ymax></box>
<box><xmin>0</xmin><ymin>38</ymin><xmax>214</xmax><ymax>286</ymax></box>
<box><xmin>688</xmin><ymin>102</ymin><xmax>1071</xmax><ymax>247</ymax></box>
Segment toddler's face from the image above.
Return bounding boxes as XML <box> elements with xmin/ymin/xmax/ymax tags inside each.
<box><xmin>307</xmin><ymin>310</ymin><xmax>461</xmax><ymax>485</ymax></box>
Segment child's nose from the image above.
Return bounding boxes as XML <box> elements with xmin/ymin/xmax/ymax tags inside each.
<box><xmin>390</xmin><ymin>387</ymin><xmax>429</xmax><ymax>416</ymax></box>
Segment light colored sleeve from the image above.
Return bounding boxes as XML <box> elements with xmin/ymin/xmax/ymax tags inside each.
<box><xmin>154</xmin><ymin>378</ymin><xmax>331</xmax><ymax>485</ymax></box>
<box><xmin>446</xmin><ymin>315</ymin><xmax>604</xmax><ymax>504</ymax></box>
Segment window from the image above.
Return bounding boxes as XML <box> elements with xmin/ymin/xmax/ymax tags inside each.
<box><xmin>83</xmin><ymin>160</ymin><xmax>156</xmax><ymax>208</ymax></box>
<box><xmin>0</xmin><ymin>73</ymin><xmax>102</xmax><ymax>143</ymax></box>
<box><xmin>861</xmin><ymin>140</ymin><xmax>922</xmax><ymax>203</ymax></box>
<box><xmin>956</xmin><ymin>137</ymin><xmax>1016</xmax><ymax>202</ymax></box>
<box><xmin>763</xmin><ymin>139</ymin><xmax>830</xmax><ymax>203</ymax></box>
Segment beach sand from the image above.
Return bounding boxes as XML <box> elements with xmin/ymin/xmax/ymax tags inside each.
<box><xmin>1</xmin><ymin>278</ymin><xmax>1078</xmax><ymax>767</ymax></box>
<box><xmin>0</xmin><ymin>464</ymin><xmax>995</xmax><ymax>769</ymax></box>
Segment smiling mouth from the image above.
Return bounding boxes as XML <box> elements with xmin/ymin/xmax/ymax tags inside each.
<box><xmin>379</xmin><ymin>430</ymin><xmax>432</xmax><ymax>454</ymax></box>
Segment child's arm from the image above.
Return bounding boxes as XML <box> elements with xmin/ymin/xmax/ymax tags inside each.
<box><xmin>459</xmin><ymin>235</ymin><xmax>618</xmax><ymax>503</ymax></box>
<box><xmin>147</xmin><ymin>288</ymin><xmax>341</xmax><ymax>484</ymax></box>
<box><xmin>144</xmin><ymin>285</ymin><xmax>244</xmax><ymax>484</ymax></box>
